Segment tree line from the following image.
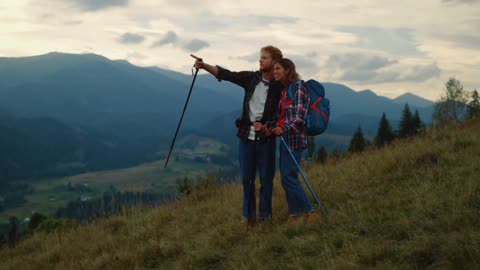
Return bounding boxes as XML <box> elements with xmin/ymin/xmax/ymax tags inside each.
<box><xmin>348</xmin><ymin>77</ymin><xmax>479</xmax><ymax>153</ymax></box>
<box><xmin>347</xmin><ymin>103</ymin><xmax>424</xmax><ymax>153</ymax></box>
<box><xmin>307</xmin><ymin>77</ymin><xmax>479</xmax><ymax>159</ymax></box>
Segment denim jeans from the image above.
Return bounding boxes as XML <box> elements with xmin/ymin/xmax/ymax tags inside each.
<box><xmin>279</xmin><ymin>142</ymin><xmax>314</xmax><ymax>215</ymax></box>
<box><xmin>239</xmin><ymin>138</ymin><xmax>276</xmax><ymax>219</ymax></box>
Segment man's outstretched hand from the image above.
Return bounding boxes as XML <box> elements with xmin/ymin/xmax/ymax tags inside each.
<box><xmin>190</xmin><ymin>54</ymin><xmax>219</xmax><ymax>76</ymax></box>
<box><xmin>191</xmin><ymin>54</ymin><xmax>204</xmax><ymax>69</ymax></box>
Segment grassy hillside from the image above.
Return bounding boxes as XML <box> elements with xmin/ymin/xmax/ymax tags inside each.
<box><xmin>1</xmin><ymin>120</ymin><xmax>479</xmax><ymax>269</ymax></box>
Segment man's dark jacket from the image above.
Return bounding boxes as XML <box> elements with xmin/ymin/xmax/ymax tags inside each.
<box><xmin>216</xmin><ymin>66</ymin><xmax>282</xmax><ymax>141</ymax></box>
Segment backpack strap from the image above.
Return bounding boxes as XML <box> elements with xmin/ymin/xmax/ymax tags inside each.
<box><xmin>287</xmin><ymin>80</ymin><xmax>305</xmax><ymax>100</ymax></box>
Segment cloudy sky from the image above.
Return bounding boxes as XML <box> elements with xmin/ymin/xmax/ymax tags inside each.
<box><xmin>1</xmin><ymin>0</ymin><xmax>479</xmax><ymax>100</ymax></box>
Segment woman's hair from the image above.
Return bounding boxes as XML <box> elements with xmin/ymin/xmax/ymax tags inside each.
<box><xmin>276</xmin><ymin>58</ymin><xmax>300</xmax><ymax>84</ymax></box>
<box><xmin>261</xmin><ymin>45</ymin><xmax>283</xmax><ymax>62</ymax></box>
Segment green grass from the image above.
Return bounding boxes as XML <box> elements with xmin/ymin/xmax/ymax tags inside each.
<box><xmin>177</xmin><ymin>136</ymin><xmax>229</xmax><ymax>155</ymax></box>
<box><xmin>193</xmin><ymin>137</ymin><xmax>228</xmax><ymax>154</ymax></box>
<box><xmin>1</xmin><ymin>119</ymin><xmax>479</xmax><ymax>269</ymax></box>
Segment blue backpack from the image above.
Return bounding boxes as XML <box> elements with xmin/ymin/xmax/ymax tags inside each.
<box><xmin>287</xmin><ymin>80</ymin><xmax>330</xmax><ymax>136</ymax></box>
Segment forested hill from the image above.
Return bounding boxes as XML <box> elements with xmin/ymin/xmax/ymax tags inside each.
<box><xmin>1</xmin><ymin>118</ymin><xmax>479</xmax><ymax>269</ymax></box>
<box><xmin>0</xmin><ymin>112</ymin><xmax>166</xmax><ymax>183</ymax></box>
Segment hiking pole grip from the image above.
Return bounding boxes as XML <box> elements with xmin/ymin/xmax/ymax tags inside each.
<box><xmin>190</xmin><ymin>54</ymin><xmax>202</xmax><ymax>61</ymax></box>
<box><xmin>164</xmin><ymin>68</ymin><xmax>199</xmax><ymax>168</ymax></box>
<box><xmin>280</xmin><ymin>136</ymin><xmax>328</xmax><ymax>217</ymax></box>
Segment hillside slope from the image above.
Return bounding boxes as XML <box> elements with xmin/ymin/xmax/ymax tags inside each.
<box><xmin>1</xmin><ymin>120</ymin><xmax>479</xmax><ymax>269</ymax></box>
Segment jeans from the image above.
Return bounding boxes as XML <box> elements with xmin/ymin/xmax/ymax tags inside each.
<box><xmin>279</xmin><ymin>142</ymin><xmax>314</xmax><ymax>215</ymax></box>
<box><xmin>239</xmin><ymin>138</ymin><xmax>276</xmax><ymax>219</ymax></box>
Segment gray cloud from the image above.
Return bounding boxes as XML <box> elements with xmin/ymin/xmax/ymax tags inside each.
<box><xmin>119</xmin><ymin>33</ymin><xmax>145</xmax><ymax>44</ymax></box>
<box><xmin>290</xmin><ymin>54</ymin><xmax>319</xmax><ymax>71</ymax></box>
<box><xmin>444</xmin><ymin>34</ymin><xmax>480</xmax><ymax>49</ymax></box>
<box><xmin>370</xmin><ymin>63</ymin><xmax>441</xmax><ymax>83</ymax></box>
<box><xmin>236</xmin><ymin>52</ymin><xmax>260</xmax><ymax>62</ymax></box>
<box><xmin>183</xmin><ymin>39</ymin><xmax>210</xmax><ymax>52</ymax></box>
<box><xmin>152</xmin><ymin>31</ymin><xmax>178</xmax><ymax>47</ymax></box>
<box><xmin>69</xmin><ymin>0</ymin><xmax>129</xmax><ymax>11</ymax></box>
<box><xmin>327</xmin><ymin>53</ymin><xmax>397</xmax><ymax>71</ymax></box>
<box><xmin>39</xmin><ymin>13</ymin><xmax>54</xmax><ymax>20</ymax></box>
<box><xmin>400</xmin><ymin>63</ymin><xmax>441</xmax><ymax>82</ymax></box>
<box><xmin>456</xmin><ymin>35</ymin><xmax>480</xmax><ymax>49</ymax></box>
<box><xmin>151</xmin><ymin>31</ymin><xmax>209</xmax><ymax>52</ymax></box>
<box><xmin>340</xmin><ymin>70</ymin><xmax>378</xmax><ymax>82</ymax></box>
<box><xmin>327</xmin><ymin>53</ymin><xmax>441</xmax><ymax>83</ymax></box>
<box><xmin>64</xmin><ymin>20</ymin><xmax>82</xmax><ymax>25</ymax></box>
<box><xmin>442</xmin><ymin>0</ymin><xmax>479</xmax><ymax>4</ymax></box>
<box><xmin>249</xmin><ymin>16</ymin><xmax>298</xmax><ymax>25</ymax></box>
<box><xmin>174</xmin><ymin>14</ymin><xmax>299</xmax><ymax>34</ymax></box>
<box><xmin>337</xmin><ymin>26</ymin><xmax>423</xmax><ymax>57</ymax></box>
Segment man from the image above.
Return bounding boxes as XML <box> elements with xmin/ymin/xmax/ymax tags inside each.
<box><xmin>194</xmin><ymin>46</ymin><xmax>283</xmax><ymax>229</ymax></box>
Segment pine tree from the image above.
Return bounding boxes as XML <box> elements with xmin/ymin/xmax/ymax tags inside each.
<box><xmin>375</xmin><ymin>113</ymin><xmax>395</xmax><ymax>147</ymax></box>
<box><xmin>468</xmin><ymin>90</ymin><xmax>480</xmax><ymax>119</ymax></box>
<box><xmin>433</xmin><ymin>77</ymin><xmax>469</xmax><ymax>125</ymax></box>
<box><xmin>412</xmin><ymin>110</ymin><xmax>423</xmax><ymax>135</ymax></box>
<box><xmin>348</xmin><ymin>126</ymin><xmax>366</xmax><ymax>153</ymax></box>
<box><xmin>399</xmin><ymin>103</ymin><xmax>414</xmax><ymax>138</ymax></box>
<box><xmin>316</xmin><ymin>146</ymin><xmax>328</xmax><ymax>164</ymax></box>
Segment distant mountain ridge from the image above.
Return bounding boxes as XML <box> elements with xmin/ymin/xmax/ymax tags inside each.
<box><xmin>0</xmin><ymin>52</ymin><xmax>436</xmax><ymax>126</ymax></box>
<box><xmin>0</xmin><ymin>52</ymin><xmax>436</xmax><ymax>178</ymax></box>
<box><xmin>393</xmin><ymin>92</ymin><xmax>435</xmax><ymax>108</ymax></box>
<box><xmin>0</xmin><ymin>52</ymin><xmax>244</xmax><ymax>136</ymax></box>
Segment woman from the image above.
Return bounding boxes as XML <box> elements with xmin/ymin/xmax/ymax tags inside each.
<box><xmin>270</xmin><ymin>58</ymin><xmax>320</xmax><ymax>224</ymax></box>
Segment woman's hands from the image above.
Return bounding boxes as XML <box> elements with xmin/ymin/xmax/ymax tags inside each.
<box><xmin>270</xmin><ymin>127</ymin><xmax>284</xmax><ymax>135</ymax></box>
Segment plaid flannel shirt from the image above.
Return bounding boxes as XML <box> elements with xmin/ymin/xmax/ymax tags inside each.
<box><xmin>278</xmin><ymin>81</ymin><xmax>310</xmax><ymax>151</ymax></box>
<box><xmin>215</xmin><ymin>66</ymin><xmax>282</xmax><ymax>141</ymax></box>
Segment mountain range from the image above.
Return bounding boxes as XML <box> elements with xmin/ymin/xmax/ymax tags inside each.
<box><xmin>0</xmin><ymin>52</ymin><xmax>435</xmax><ymax>180</ymax></box>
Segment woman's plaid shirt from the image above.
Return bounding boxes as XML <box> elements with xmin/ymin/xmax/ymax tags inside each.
<box><xmin>279</xmin><ymin>81</ymin><xmax>310</xmax><ymax>151</ymax></box>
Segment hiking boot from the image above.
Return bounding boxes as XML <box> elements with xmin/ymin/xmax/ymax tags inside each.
<box><xmin>305</xmin><ymin>212</ymin><xmax>321</xmax><ymax>223</ymax></box>
<box><xmin>286</xmin><ymin>215</ymin><xmax>302</xmax><ymax>226</ymax></box>
<box><xmin>246</xmin><ymin>218</ymin><xmax>255</xmax><ymax>231</ymax></box>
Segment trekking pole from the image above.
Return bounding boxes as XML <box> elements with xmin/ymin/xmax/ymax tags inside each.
<box><xmin>164</xmin><ymin>55</ymin><xmax>201</xmax><ymax>168</ymax></box>
<box><xmin>279</xmin><ymin>136</ymin><xmax>328</xmax><ymax>217</ymax></box>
